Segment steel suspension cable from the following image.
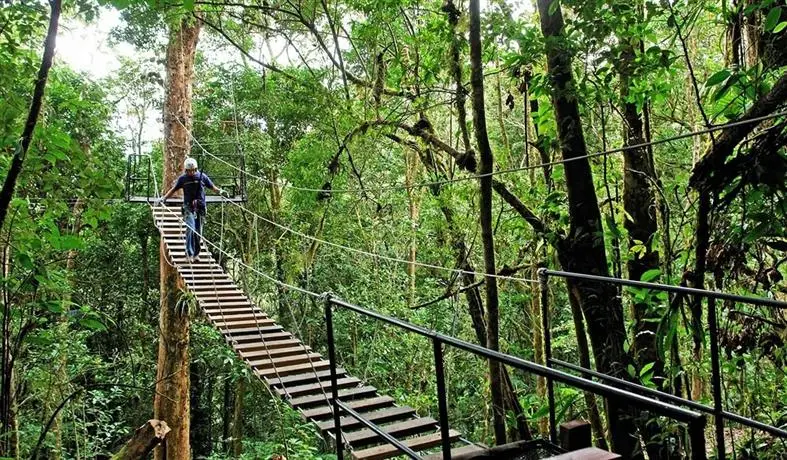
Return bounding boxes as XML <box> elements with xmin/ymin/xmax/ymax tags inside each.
<box><xmin>220</xmin><ymin>196</ymin><xmax>539</xmax><ymax>284</ymax></box>
<box><xmin>182</xmin><ymin>109</ymin><xmax>787</xmax><ymax>194</ymax></box>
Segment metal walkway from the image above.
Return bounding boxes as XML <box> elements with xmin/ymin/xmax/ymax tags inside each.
<box><xmin>153</xmin><ymin>205</ymin><xmax>483</xmax><ymax>460</ymax></box>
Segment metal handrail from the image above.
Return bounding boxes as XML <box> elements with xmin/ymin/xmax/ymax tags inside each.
<box><xmin>539</xmin><ymin>269</ymin><xmax>787</xmax><ymax>460</ymax></box>
<box><xmin>325</xmin><ymin>296</ymin><xmax>708</xmax><ymax>460</ymax></box>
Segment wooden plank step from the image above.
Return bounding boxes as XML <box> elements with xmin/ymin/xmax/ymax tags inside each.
<box><xmin>197</xmin><ymin>295</ymin><xmax>250</xmax><ymax>302</ymax></box>
<box><xmin>264</xmin><ymin>368</ymin><xmax>346</xmax><ymax>387</ymax></box>
<box><xmin>242</xmin><ymin>345</ymin><xmax>312</xmax><ymax>361</ymax></box>
<box><xmin>177</xmin><ymin>266</ymin><xmax>224</xmax><ymax>272</ymax></box>
<box><xmin>422</xmin><ymin>444</ymin><xmax>486</xmax><ymax>460</ymax></box>
<box><xmin>202</xmin><ymin>305</ymin><xmax>256</xmax><ymax>312</ymax></box>
<box><xmin>204</xmin><ymin>309</ymin><xmax>263</xmax><ymax>319</ymax></box>
<box><xmin>288</xmin><ymin>385</ymin><xmax>378</xmax><ymax>408</ymax></box>
<box><xmin>207</xmin><ymin>312</ymin><xmax>268</xmax><ymax>322</ymax></box>
<box><xmin>350</xmin><ymin>430</ymin><xmax>461</xmax><ymax>460</ymax></box>
<box><xmin>343</xmin><ymin>416</ymin><xmax>438</xmax><ymax>447</ymax></box>
<box><xmin>200</xmin><ymin>298</ymin><xmax>251</xmax><ymax>305</ymax></box>
<box><xmin>301</xmin><ymin>396</ymin><xmax>395</xmax><ymax>420</ymax></box>
<box><xmin>241</xmin><ymin>346</ymin><xmax>313</xmax><ymax>362</ymax></box>
<box><xmin>219</xmin><ymin>325</ymin><xmax>283</xmax><ymax>336</ymax></box>
<box><xmin>213</xmin><ymin>318</ymin><xmax>276</xmax><ymax>329</ymax></box>
<box><xmin>182</xmin><ymin>278</ymin><xmax>235</xmax><ymax>284</ymax></box>
<box><xmin>255</xmin><ymin>360</ymin><xmax>331</xmax><ymax>379</ymax></box>
<box><xmin>248</xmin><ymin>352</ymin><xmax>322</xmax><ymax>370</ymax></box>
<box><xmin>197</xmin><ymin>293</ymin><xmax>249</xmax><ymax>299</ymax></box>
<box><xmin>179</xmin><ymin>270</ymin><xmax>227</xmax><ymax>276</ymax></box>
<box><xmin>316</xmin><ymin>406</ymin><xmax>417</xmax><ymax>432</ymax></box>
<box><xmin>275</xmin><ymin>376</ymin><xmax>359</xmax><ymax>397</ymax></box>
<box><xmin>188</xmin><ymin>287</ymin><xmax>241</xmax><ymax>294</ymax></box>
<box><xmin>230</xmin><ymin>331</ymin><xmax>292</xmax><ymax>344</ymax></box>
<box><xmin>546</xmin><ymin>447</ymin><xmax>622</xmax><ymax>460</ymax></box>
<box><xmin>233</xmin><ymin>338</ymin><xmax>300</xmax><ymax>350</ymax></box>
<box><xmin>211</xmin><ymin>312</ymin><xmax>271</xmax><ymax>321</ymax></box>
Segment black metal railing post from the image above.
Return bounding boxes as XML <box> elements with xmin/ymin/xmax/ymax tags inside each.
<box><xmin>689</xmin><ymin>415</ymin><xmax>707</xmax><ymax>460</ymax></box>
<box><xmin>125</xmin><ymin>156</ymin><xmax>132</xmax><ymax>201</ymax></box>
<box><xmin>433</xmin><ymin>338</ymin><xmax>452</xmax><ymax>460</ymax></box>
<box><xmin>538</xmin><ymin>268</ymin><xmax>557</xmax><ymax>442</ymax></box>
<box><xmin>324</xmin><ymin>294</ymin><xmax>343</xmax><ymax>460</ymax></box>
<box><xmin>146</xmin><ymin>155</ymin><xmax>151</xmax><ymax>203</ymax></box>
<box><xmin>707</xmin><ymin>296</ymin><xmax>725</xmax><ymax>459</ymax></box>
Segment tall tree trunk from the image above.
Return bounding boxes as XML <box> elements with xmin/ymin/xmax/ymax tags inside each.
<box><xmin>620</xmin><ymin>39</ymin><xmax>677</xmax><ymax>459</ymax></box>
<box><xmin>155</xmin><ymin>16</ymin><xmax>200</xmax><ymax>460</ymax></box>
<box><xmin>231</xmin><ymin>378</ymin><xmax>244</xmax><ymax>457</ymax></box>
<box><xmin>1</xmin><ymin>2</ymin><xmax>61</xmax><ymax>448</ymax></box>
<box><xmin>468</xmin><ymin>0</ymin><xmax>506</xmax><ymax>445</ymax></box>
<box><xmin>536</xmin><ymin>1</ymin><xmax>638</xmax><ymax>457</ymax></box>
<box><xmin>0</xmin><ymin>0</ymin><xmax>61</xmax><ymax>231</ymax></box>
<box><xmin>619</xmin><ymin>44</ymin><xmax>665</xmax><ymax>385</ymax></box>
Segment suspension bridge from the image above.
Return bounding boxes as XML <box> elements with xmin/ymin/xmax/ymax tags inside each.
<box><xmin>132</xmin><ymin>109</ymin><xmax>787</xmax><ymax>459</ymax></box>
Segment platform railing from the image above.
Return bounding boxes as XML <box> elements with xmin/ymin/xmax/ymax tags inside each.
<box><xmin>124</xmin><ymin>150</ymin><xmax>247</xmax><ymax>202</ymax></box>
<box><xmin>539</xmin><ymin>269</ymin><xmax>787</xmax><ymax>460</ymax></box>
<box><xmin>324</xmin><ymin>294</ymin><xmax>709</xmax><ymax>460</ymax></box>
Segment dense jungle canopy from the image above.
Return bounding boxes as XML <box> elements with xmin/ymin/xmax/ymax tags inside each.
<box><xmin>1</xmin><ymin>0</ymin><xmax>787</xmax><ymax>458</ymax></box>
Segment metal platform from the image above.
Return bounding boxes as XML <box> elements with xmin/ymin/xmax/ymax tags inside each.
<box><xmin>129</xmin><ymin>196</ymin><xmax>246</xmax><ymax>204</ymax></box>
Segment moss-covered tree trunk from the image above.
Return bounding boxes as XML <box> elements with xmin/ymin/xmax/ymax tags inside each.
<box><xmin>536</xmin><ymin>1</ymin><xmax>638</xmax><ymax>456</ymax></box>
<box><xmin>154</xmin><ymin>16</ymin><xmax>200</xmax><ymax>460</ymax></box>
<box><xmin>469</xmin><ymin>0</ymin><xmax>506</xmax><ymax>444</ymax></box>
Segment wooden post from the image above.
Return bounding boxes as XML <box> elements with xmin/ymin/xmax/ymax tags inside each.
<box><xmin>559</xmin><ymin>420</ymin><xmax>592</xmax><ymax>452</ymax></box>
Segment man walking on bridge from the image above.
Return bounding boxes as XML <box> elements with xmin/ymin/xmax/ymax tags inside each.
<box><xmin>157</xmin><ymin>157</ymin><xmax>226</xmax><ymax>263</ymax></box>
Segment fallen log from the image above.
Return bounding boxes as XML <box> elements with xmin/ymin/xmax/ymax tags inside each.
<box><xmin>111</xmin><ymin>419</ymin><xmax>170</xmax><ymax>460</ymax></box>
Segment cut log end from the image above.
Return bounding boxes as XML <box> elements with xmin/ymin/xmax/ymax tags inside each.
<box><xmin>111</xmin><ymin>419</ymin><xmax>171</xmax><ymax>460</ymax></box>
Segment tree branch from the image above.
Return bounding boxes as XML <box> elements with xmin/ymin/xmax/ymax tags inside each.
<box><xmin>0</xmin><ymin>0</ymin><xmax>61</xmax><ymax>230</ymax></box>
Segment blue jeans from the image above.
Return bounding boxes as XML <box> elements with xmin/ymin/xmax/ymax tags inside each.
<box><xmin>183</xmin><ymin>209</ymin><xmax>203</xmax><ymax>257</ymax></box>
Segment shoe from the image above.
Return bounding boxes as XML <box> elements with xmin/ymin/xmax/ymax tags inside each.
<box><xmin>193</xmin><ymin>256</ymin><xmax>200</xmax><ymax>263</ymax></box>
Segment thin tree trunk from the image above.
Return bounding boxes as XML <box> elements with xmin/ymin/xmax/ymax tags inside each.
<box><xmin>530</xmin><ymin>263</ymin><xmax>548</xmax><ymax>436</ymax></box>
<box><xmin>495</xmin><ymin>58</ymin><xmax>511</xmax><ymax>164</ymax></box>
<box><xmin>0</xmin><ymin>0</ymin><xmax>61</xmax><ymax>231</ymax></box>
<box><xmin>566</xmin><ymin>288</ymin><xmax>609</xmax><ymax>450</ymax></box>
<box><xmin>691</xmin><ymin>193</ymin><xmax>711</xmax><ymax>401</ymax></box>
<box><xmin>404</xmin><ymin>148</ymin><xmax>421</xmax><ymax>306</ymax></box>
<box><xmin>222</xmin><ymin>376</ymin><xmax>231</xmax><ymax>452</ymax></box>
<box><xmin>1</xmin><ymin>246</ymin><xmax>13</xmax><ymax>457</ymax></box>
<box><xmin>442</xmin><ymin>0</ymin><xmax>471</xmax><ymax>152</ymax></box>
<box><xmin>155</xmin><ymin>16</ymin><xmax>201</xmax><ymax>460</ymax></box>
<box><xmin>231</xmin><ymin>378</ymin><xmax>244</xmax><ymax>457</ymax></box>
<box><xmin>190</xmin><ymin>362</ymin><xmax>210</xmax><ymax>458</ymax></box>
<box><xmin>140</xmin><ymin>230</ymin><xmax>150</xmax><ymax>304</ymax></box>
<box><xmin>536</xmin><ymin>1</ymin><xmax>638</xmax><ymax>456</ymax></box>
<box><xmin>469</xmin><ymin>0</ymin><xmax>506</xmax><ymax>445</ymax></box>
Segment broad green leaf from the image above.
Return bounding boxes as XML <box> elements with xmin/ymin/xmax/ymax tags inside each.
<box><xmin>705</xmin><ymin>69</ymin><xmax>730</xmax><ymax>87</ymax></box>
<box><xmin>774</xmin><ymin>21</ymin><xmax>787</xmax><ymax>33</ymax></box>
<box><xmin>765</xmin><ymin>7</ymin><xmax>782</xmax><ymax>31</ymax></box>
<box><xmin>640</xmin><ymin>268</ymin><xmax>661</xmax><ymax>282</ymax></box>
